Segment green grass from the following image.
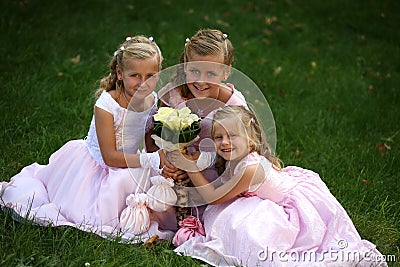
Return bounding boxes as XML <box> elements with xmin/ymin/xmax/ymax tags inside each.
<box><xmin>1</xmin><ymin>0</ymin><xmax>399</xmax><ymax>266</ymax></box>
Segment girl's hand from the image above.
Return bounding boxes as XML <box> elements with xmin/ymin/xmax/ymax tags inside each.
<box><xmin>167</xmin><ymin>150</ymin><xmax>199</xmax><ymax>173</ymax></box>
<box><xmin>159</xmin><ymin>150</ymin><xmax>190</xmax><ymax>182</ymax></box>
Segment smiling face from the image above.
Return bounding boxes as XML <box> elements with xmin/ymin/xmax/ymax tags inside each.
<box><xmin>184</xmin><ymin>53</ymin><xmax>229</xmax><ymax>99</ymax></box>
<box><xmin>212</xmin><ymin>117</ymin><xmax>251</xmax><ymax>162</ymax></box>
<box><xmin>117</xmin><ymin>55</ymin><xmax>159</xmax><ymax>100</ymax></box>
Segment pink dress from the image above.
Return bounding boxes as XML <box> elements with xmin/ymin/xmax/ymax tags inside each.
<box><xmin>174</xmin><ymin>152</ymin><xmax>387</xmax><ymax>267</ymax></box>
<box><xmin>0</xmin><ymin>91</ymin><xmax>176</xmax><ymax>242</ymax></box>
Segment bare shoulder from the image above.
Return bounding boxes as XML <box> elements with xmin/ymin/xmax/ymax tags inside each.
<box><xmin>107</xmin><ymin>89</ymin><xmax>117</xmax><ymax>99</ymax></box>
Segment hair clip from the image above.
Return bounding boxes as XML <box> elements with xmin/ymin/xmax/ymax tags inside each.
<box><xmin>250</xmin><ymin>117</ymin><xmax>255</xmax><ymax>123</ymax></box>
<box><xmin>222</xmin><ymin>33</ymin><xmax>228</xmax><ymax>39</ymax></box>
<box><xmin>120</xmin><ymin>46</ymin><xmax>125</xmax><ymax>51</ymax></box>
<box><xmin>148</xmin><ymin>36</ymin><xmax>154</xmax><ymax>42</ymax></box>
<box><xmin>113</xmin><ymin>51</ymin><xmax>118</xmax><ymax>56</ymax></box>
<box><xmin>126</xmin><ymin>37</ymin><xmax>132</xmax><ymax>41</ymax></box>
<box><xmin>185</xmin><ymin>38</ymin><xmax>190</xmax><ymax>46</ymax></box>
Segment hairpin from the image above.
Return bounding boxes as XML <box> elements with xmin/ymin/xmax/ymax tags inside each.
<box><xmin>222</xmin><ymin>33</ymin><xmax>228</xmax><ymax>39</ymax></box>
<box><xmin>185</xmin><ymin>38</ymin><xmax>190</xmax><ymax>46</ymax></box>
<box><xmin>113</xmin><ymin>46</ymin><xmax>125</xmax><ymax>57</ymax></box>
<box><xmin>148</xmin><ymin>36</ymin><xmax>154</xmax><ymax>42</ymax></box>
<box><xmin>126</xmin><ymin>37</ymin><xmax>132</xmax><ymax>41</ymax></box>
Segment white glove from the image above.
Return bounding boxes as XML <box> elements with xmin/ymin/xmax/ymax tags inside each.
<box><xmin>139</xmin><ymin>151</ymin><xmax>161</xmax><ymax>171</ymax></box>
<box><xmin>196</xmin><ymin>151</ymin><xmax>216</xmax><ymax>171</ymax></box>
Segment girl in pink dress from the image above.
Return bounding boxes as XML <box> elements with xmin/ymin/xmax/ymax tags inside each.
<box><xmin>169</xmin><ymin>105</ymin><xmax>387</xmax><ymax>267</ymax></box>
<box><xmin>158</xmin><ymin>29</ymin><xmax>249</xmax><ymax>223</ymax></box>
<box><xmin>159</xmin><ymin>28</ymin><xmax>248</xmax><ymax>181</ymax></box>
<box><xmin>0</xmin><ymin>36</ymin><xmax>175</xmax><ymax>242</ymax></box>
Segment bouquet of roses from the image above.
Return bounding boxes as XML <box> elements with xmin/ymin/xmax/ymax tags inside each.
<box><xmin>151</xmin><ymin>106</ymin><xmax>202</xmax><ymax>226</ymax></box>
<box><xmin>151</xmin><ymin>107</ymin><xmax>201</xmax><ymax>152</ymax></box>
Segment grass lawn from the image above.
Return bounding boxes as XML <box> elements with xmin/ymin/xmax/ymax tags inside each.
<box><xmin>1</xmin><ymin>0</ymin><xmax>399</xmax><ymax>266</ymax></box>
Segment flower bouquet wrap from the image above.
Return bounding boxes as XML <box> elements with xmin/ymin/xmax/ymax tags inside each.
<box><xmin>151</xmin><ymin>107</ymin><xmax>201</xmax><ymax>223</ymax></box>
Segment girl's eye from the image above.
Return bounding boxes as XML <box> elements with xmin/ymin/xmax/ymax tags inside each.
<box><xmin>131</xmin><ymin>74</ymin><xmax>140</xmax><ymax>78</ymax></box>
<box><xmin>190</xmin><ymin>69</ymin><xmax>200</xmax><ymax>75</ymax></box>
<box><xmin>207</xmin><ymin>72</ymin><xmax>217</xmax><ymax>77</ymax></box>
<box><xmin>214</xmin><ymin>136</ymin><xmax>222</xmax><ymax>140</ymax></box>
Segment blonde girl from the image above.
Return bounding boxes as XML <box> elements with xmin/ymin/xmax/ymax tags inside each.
<box><xmin>160</xmin><ymin>29</ymin><xmax>248</xmax><ymax>181</ymax></box>
<box><xmin>1</xmin><ymin>36</ymin><xmax>176</xmax><ymax>242</ymax></box>
<box><xmin>171</xmin><ymin>105</ymin><xmax>387</xmax><ymax>267</ymax></box>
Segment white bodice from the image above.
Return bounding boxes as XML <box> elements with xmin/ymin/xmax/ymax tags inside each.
<box><xmin>84</xmin><ymin>91</ymin><xmax>157</xmax><ymax>167</ymax></box>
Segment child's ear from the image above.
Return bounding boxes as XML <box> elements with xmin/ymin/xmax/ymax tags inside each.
<box><xmin>223</xmin><ymin>65</ymin><xmax>232</xmax><ymax>81</ymax></box>
<box><xmin>116</xmin><ymin>65</ymin><xmax>123</xmax><ymax>80</ymax></box>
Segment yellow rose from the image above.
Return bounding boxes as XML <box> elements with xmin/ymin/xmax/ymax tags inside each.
<box><xmin>163</xmin><ymin>113</ymin><xmax>181</xmax><ymax>131</ymax></box>
<box><xmin>153</xmin><ymin>107</ymin><xmax>177</xmax><ymax>123</ymax></box>
<box><xmin>177</xmin><ymin>107</ymin><xmax>192</xmax><ymax>118</ymax></box>
<box><xmin>180</xmin><ymin>114</ymin><xmax>200</xmax><ymax>129</ymax></box>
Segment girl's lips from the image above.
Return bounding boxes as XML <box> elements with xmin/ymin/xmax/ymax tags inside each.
<box><xmin>193</xmin><ymin>83</ymin><xmax>208</xmax><ymax>91</ymax></box>
<box><xmin>221</xmin><ymin>148</ymin><xmax>233</xmax><ymax>152</ymax></box>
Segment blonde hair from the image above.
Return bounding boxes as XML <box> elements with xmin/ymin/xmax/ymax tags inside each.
<box><xmin>211</xmin><ymin>105</ymin><xmax>282</xmax><ymax>174</ymax></box>
<box><xmin>96</xmin><ymin>36</ymin><xmax>163</xmax><ymax>98</ymax></box>
<box><xmin>174</xmin><ymin>29</ymin><xmax>234</xmax><ymax>99</ymax></box>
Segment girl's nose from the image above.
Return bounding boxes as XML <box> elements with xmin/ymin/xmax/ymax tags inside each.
<box><xmin>138</xmin><ymin>77</ymin><xmax>146</xmax><ymax>86</ymax></box>
<box><xmin>221</xmin><ymin>136</ymin><xmax>230</xmax><ymax>145</ymax></box>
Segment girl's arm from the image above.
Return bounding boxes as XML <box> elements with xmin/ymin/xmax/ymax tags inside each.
<box><xmin>95</xmin><ymin>107</ymin><xmax>162</xmax><ymax>168</ymax></box>
<box><xmin>145</xmin><ymin>130</ymin><xmax>159</xmax><ymax>153</ymax></box>
<box><xmin>169</xmin><ymin>151</ymin><xmax>265</xmax><ymax>204</ymax></box>
<box><xmin>188</xmin><ymin>164</ymin><xmax>264</xmax><ymax>204</ymax></box>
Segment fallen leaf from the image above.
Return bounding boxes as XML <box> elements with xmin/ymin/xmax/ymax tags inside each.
<box><xmin>8</xmin><ymin>162</ymin><xmax>25</xmax><ymax>168</ymax></box>
<box><xmin>70</xmin><ymin>54</ymin><xmax>81</xmax><ymax>64</ymax></box>
<box><xmin>216</xmin><ymin>19</ymin><xmax>230</xmax><ymax>27</ymax></box>
<box><xmin>375</xmin><ymin>143</ymin><xmax>391</xmax><ymax>153</ymax></box>
<box><xmin>310</xmin><ymin>61</ymin><xmax>317</xmax><ymax>68</ymax></box>
<box><xmin>361</xmin><ymin>179</ymin><xmax>371</xmax><ymax>184</ymax></box>
<box><xmin>368</xmin><ymin>85</ymin><xmax>374</xmax><ymax>92</ymax></box>
<box><xmin>143</xmin><ymin>235</ymin><xmax>159</xmax><ymax>248</ymax></box>
<box><xmin>274</xmin><ymin>66</ymin><xmax>282</xmax><ymax>76</ymax></box>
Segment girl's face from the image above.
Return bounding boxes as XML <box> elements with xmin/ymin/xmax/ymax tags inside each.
<box><xmin>117</xmin><ymin>56</ymin><xmax>159</xmax><ymax>99</ymax></box>
<box><xmin>213</xmin><ymin>118</ymin><xmax>251</xmax><ymax>162</ymax></box>
<box><xmin>185</xmin><ymin>53</ymin><xmax>229</xmax><ymax>99</ymax></box>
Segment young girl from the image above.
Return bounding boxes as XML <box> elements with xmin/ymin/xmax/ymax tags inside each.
<box><xmin>159</xmin><ymin>28</ymin><xmax>248</xmax><ymax>182</ymax></box>
<box><xmin>0</xmin><ymin>36</ymin><xmax>175</xmax><ymax>241</ymax></box>
<box><xmin>169</xmin><ymin>105</ymin><xmax>387</xmax><ymax>267</ymax></box>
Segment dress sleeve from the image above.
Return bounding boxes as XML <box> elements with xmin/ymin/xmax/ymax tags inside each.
<box><xmin>233</xmin><ymin>152</ymin><xmax>262</xmax><ymax>176</ymax></box>
<box><xmin>95</xmin><ymin>91</ymin><xmax>116</xmax><ymax>114</ymax></box>
<box><xmin>234</xmin><ymin>152</ymin><xmax>273</xmax><ymax>193</ymax></box>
